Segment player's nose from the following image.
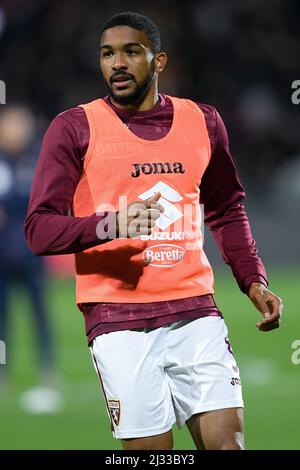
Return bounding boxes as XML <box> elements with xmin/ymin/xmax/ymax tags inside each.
<box><xmin>112</xmin><ymin>52</ymin><xmax>128</xmax><ymax>71</ymax></box>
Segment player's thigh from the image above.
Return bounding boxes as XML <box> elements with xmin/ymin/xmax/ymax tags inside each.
<box><xmin>186</xmin><ymin>407</ymin><xmax>244</xmax><ymax>450</ymax></box>
<box><xmin>91</xmin><ymin>329</ymin><xmax>176</xmax><ymax>441</ymax></box>
<box><xmin>122</xmin><ymin>430</ymin><xmax>173</xmax><ymax>450</ymax></box>
<box><xmin>165</xmin><ymin>317</ymin><xmax>244</xmax><ymax>431</ymax></box>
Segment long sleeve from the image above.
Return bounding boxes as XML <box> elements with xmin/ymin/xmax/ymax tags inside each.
<box><xmin>199</xmin><ymin>106</ymin><xmax>268</xmax><ymax>293</ymax></box>
<box><xmin>24</xmin><ymin>108</ymin><xmax>116</xmax><ymax>255</ymax></box>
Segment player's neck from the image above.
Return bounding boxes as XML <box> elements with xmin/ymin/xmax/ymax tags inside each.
<box><xmin>109</xmin><ymin>88</ymin><xmax>159</xmax><ymax>112</ymax></box>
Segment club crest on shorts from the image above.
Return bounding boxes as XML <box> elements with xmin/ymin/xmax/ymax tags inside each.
<box><xmin>108</xmin><ymin>399</ymin><xmax>121</xmax><ymax>426</ymax></box>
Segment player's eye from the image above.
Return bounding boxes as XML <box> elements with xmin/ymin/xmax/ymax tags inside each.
<box><xmin>127</xmin><ymin>49</ymin><xmax>138</xmax><ymax>55</ymax></box>
<box><xmin>102</xmin><ymin>50</ymin><xmax>113</xmax><ymax>57</ymax></box>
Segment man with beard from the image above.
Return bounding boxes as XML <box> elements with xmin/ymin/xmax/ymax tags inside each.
<box><xmin>25</xmin><ymin>12</ymin><xmax>283</xmax><ymax>450</ymax></box>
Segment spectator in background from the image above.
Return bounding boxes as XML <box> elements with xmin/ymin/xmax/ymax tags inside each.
<box><xmin>0</xmin><ymin>105</ymin><xmax>62</xmax><ymax>413</ymax></box>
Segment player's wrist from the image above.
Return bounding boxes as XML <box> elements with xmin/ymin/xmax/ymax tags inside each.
<box><xmin>247</xmin><ymin>282</ymin><xmax>267</xmax><ymax>298</ymax></box>
<box><xmin>243</xmin><ymin>275</ymin><xmax>268</xmax><ymax>295</ymax></box>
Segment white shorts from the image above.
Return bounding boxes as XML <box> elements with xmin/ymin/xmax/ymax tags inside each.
<box><xmin>90</xmin><ymin>316</ymin><xmax>244</xmax><ymax>439</ymax></box>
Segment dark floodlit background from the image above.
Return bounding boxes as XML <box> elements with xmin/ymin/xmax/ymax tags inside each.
<box><xmin>0</xmin><ymin>0</ymin><xmax>299</xmax><ymax>450</ymax></box>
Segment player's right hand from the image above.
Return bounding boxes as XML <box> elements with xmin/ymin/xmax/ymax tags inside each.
<box><xmin>116</xmin><ymin>192</ymin><xmax>164</xmax><ymax>238</ymax></box>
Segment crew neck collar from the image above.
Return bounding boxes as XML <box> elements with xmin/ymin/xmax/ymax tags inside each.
<box><xmin>104</xmin><ymin>93</ymin><xmax>166</xmax><ymax>118</ymax></box>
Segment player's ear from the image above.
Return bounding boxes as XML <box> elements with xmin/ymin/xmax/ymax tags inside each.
<box><xmin>154</xmin><ymin>52</ymin><xmax>167</xmax><ymax>73</ymax></box>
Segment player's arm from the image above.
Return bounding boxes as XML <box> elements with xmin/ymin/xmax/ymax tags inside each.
<box><xmin>24</xmin><ymin>110</ymin><xmax>117</xmax><ymax>255</ymax></box>
<box><xmin>200</xmin><ymin>107</ymin><xmax>283</xmax><ymax>331</ymax></box>
<box><xmin>24</xmin><ymin>109</ymin><xmax>163</xmax><ymax>255</ymax></box>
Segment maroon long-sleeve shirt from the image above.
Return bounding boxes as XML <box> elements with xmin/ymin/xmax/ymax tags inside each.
<box><xmin>24</xmin><ymin>94</ymin><xmax>268</xmax><ymax>344</ymax></box>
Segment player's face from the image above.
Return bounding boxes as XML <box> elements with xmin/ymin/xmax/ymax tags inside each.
<box><xmin>100</xmin><ymin>26</ymin><xmax>156</xmax><ymax>105</ymax></box>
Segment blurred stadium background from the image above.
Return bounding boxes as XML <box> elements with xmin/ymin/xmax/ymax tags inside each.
<box><xmin>0</xmin><ymin>0</ymin><xmax>299</xmax><ymax>450</ymax></box>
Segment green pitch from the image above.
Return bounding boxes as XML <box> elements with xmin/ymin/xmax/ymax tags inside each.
<box><xmin>0</xmin><ymin>267</ymin><xmax>299</xmax><ymax>450</ymax></box>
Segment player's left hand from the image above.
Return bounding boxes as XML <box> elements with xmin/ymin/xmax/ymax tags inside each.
<box><xmin>248</xmin><ymin>282</ymin><xmax>284</xmax><ymax>332</ymax></box>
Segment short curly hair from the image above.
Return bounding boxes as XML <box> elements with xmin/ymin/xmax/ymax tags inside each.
<box><xmin>100</xmin><ymin>12</ymin><xmax>161</xmax><ymax>54</ymax></box>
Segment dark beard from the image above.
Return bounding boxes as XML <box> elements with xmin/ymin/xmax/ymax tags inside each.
<box><xmin>109</xmin><ymin>68</ymin><xmax>155</xmax><ymax>106</ymax></box>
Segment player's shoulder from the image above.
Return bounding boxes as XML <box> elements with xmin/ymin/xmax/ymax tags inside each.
<box><xmin>190</xmin><ymin>99</ymin><xmax>218</xmax><ymax>121</ymax></box>
<box><xmin>47</xmin><ymin>106</ymin><xmax>88</xmax><ymax>136</ymax></box>
<box><xmin>184</xmin><ymin>98</ymin><xmax>220</xmax><ymax>136</ymax></box>
<box><xmin>183</xmin><ymin>98</ymin><xmax>224</xmax><ymax>146</ymax></box>
<box><xmin>172</xmin><ymin>95</ymin><xmax>218</xmax><ymax>122</ymax></box>
<box><xmin>56</xmin><ymin>106</ymin><xmax>86</xmax><ymax>124</ymax></box>
<box><xmin>56</xmin><ymin>97</ymin><xmax>109</xmax><ymax>124</ymax></box>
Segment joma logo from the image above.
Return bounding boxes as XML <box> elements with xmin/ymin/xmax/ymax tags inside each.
<box><xmin>131</xmin><ymin>162</ymin><xmax>185</xmax><ymax>178</ymax></box>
